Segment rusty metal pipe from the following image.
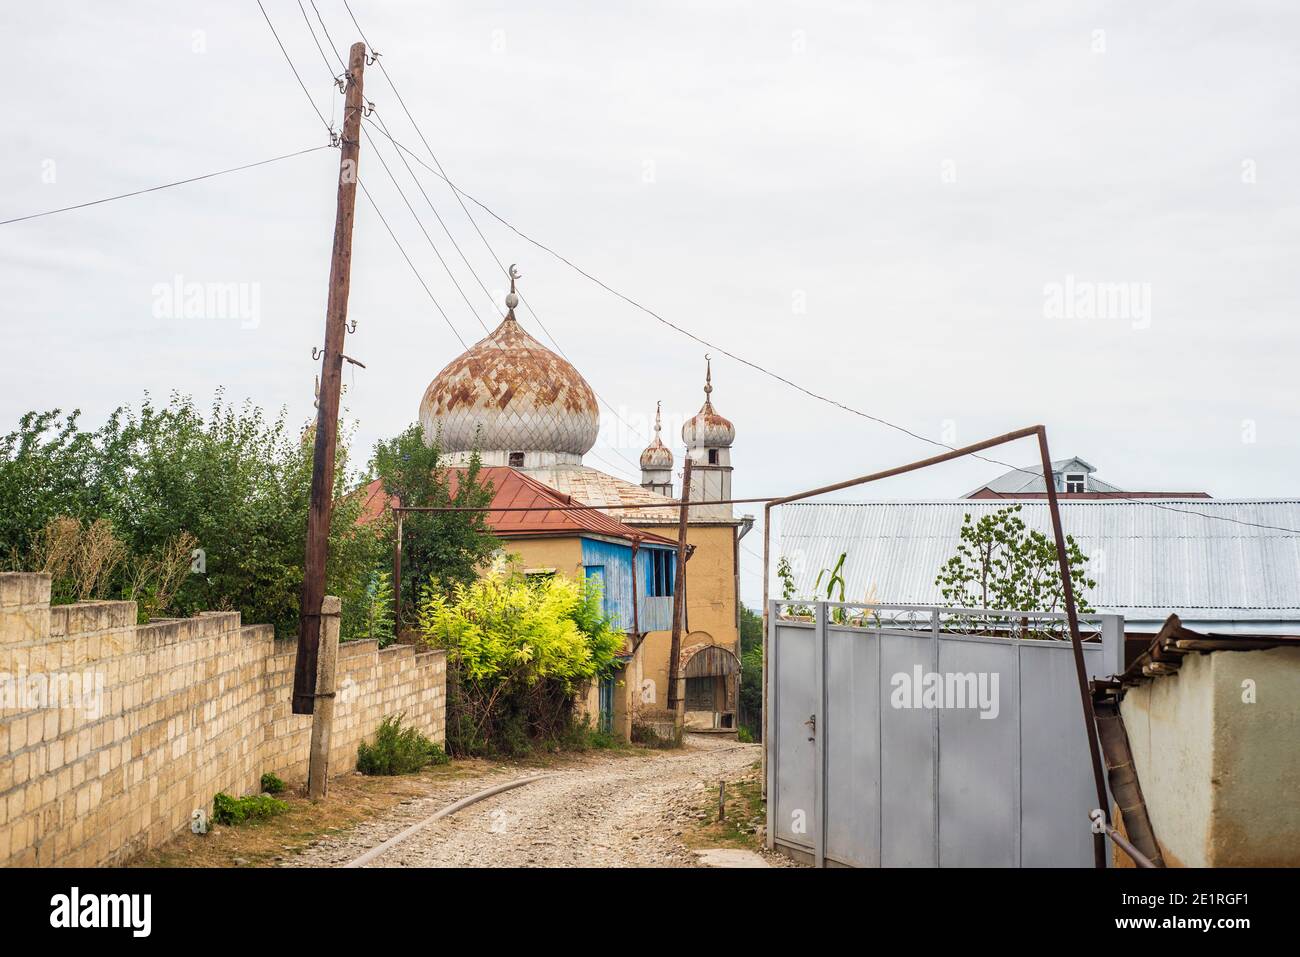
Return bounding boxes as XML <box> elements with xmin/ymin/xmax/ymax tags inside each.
<box><xmin>1103</xmin><ymin>822</ymin><xmax>1158</xmax><ymax>869</ymax></box>
<box><xmin>1036</xmin><ymin>427</ymin><xmax>1111</xmax><ymax>868</ymax></box>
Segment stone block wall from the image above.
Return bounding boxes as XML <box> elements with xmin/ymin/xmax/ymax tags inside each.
<box><xmin>0</xmin><ymin>573</ymin><xmax>445</xmax><ymax>866</ymax></box>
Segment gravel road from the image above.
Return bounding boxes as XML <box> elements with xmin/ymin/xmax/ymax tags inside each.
<box><xmin>288</xmin><ymin>735</ymin><xmax>776</xmax><ymax>868</ymax></box>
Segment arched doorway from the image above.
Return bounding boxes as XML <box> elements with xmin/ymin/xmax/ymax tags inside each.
<box><xmin>679</xmin><ymin>637</ymin><xmax>741</xmax><ymax>730</ymax></box>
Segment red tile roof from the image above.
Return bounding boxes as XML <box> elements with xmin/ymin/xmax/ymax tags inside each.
<box><xmin>358</xmin><ymin>466</ymin><xmax>677</xmax><ymax>547</ymax></box>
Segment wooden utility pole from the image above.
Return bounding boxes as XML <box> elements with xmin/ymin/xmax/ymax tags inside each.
<box><xmin>293</xmin><ymin>41</ymin><xmax>367</xmax><ymax>715</ymax></box>
<box><xmin>666</xmin><ymin>458</ymin><xmax>693</xmax><ymax>718</ymax></box>
<box><xmin>392</xmin><ymin>504</ymin><xmax>404</xmax><ymax>639</ymax></box>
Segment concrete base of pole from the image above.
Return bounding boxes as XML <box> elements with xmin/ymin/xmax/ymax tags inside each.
<box><xmin>307</xmin><ymin>595</ymin><xmax>341</xmax><ymax>801</ymax></box>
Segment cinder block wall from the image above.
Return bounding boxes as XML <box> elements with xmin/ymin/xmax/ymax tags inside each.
<box><xmin>0</xmin><ymin>572</ymin><xmax>445</xmax><ymax>867</ymax></box>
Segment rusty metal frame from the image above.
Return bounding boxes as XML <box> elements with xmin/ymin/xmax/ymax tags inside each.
<box><xmin>760</xmin><ymin>425</ymin><xmax>1112</xmax><ymax>868</ymax></box>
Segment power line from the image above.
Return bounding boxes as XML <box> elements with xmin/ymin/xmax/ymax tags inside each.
<box><xmin>0</xmin><ymin>145</ymin><xmax>331</xmax><ymax>227</ymax></box>
<box><xmin>357</xmin><ymin>179</ymin><xmax>467</xmax><ymax>349</ymax></box>
<box><xmin>339</xmin><ymin>0</ymin><xmax>651</xmax><ymax>471</ymax></box>
<box><xmin>257</xmin><ymin>0</ymin><xmax>334</xmax><ymax>134</ymax></box>
<box><xmin>282</xmin><ymin>7</ymin><xmax>1300</xmax><ymax>538</ymax></box>
<box><xmin>360</xmin><ymin>123</ymin><xmax>490</xmax><ymax>333</ymax></box>
<box><xmin>298</xmin><ymin>11</ymin><xmax>637</xmax><ymax>483</ymax></box>
<box><xmin>360</xmin><ymin>124</ymin><xmax>1300</xmax><ymax>536</ymax></box>
<box><xmin>259</xmin><ymin>0</ymin><xmax>467</xmax><ymax>352</ymax></box>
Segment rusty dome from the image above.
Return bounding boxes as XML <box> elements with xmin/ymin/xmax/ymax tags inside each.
<box><xmin>419</xmin><ymin>314</ymin><xmax>599</xmax><ymax>456</ymax></box>
<box><xmin>640</xmin><ymin>401</ymin><xmax>674</xmax><ymax>469</ymax></box>
<box><xmin>681</xmin><ymin>358</ymin><xmax>735</xmax><ymax>449</ymax></box>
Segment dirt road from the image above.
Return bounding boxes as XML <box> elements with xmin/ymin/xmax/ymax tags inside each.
<box><xmin>288</xmin><ymin>735</ymin><xmax>777</xmax><ymax>868</ymax></box>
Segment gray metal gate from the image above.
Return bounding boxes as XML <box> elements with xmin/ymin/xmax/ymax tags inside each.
<box><xmin>767</xmin><ymin>601</ymin><xmax>1122</xmax><ymax>867</ymax></box>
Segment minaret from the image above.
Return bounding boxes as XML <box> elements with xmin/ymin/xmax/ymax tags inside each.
<box><xmin>639</xmin><ymin>402</ymin><xmax>674</xmax><ymax>496</ymax></box>
<box><xmin>681</xmin><ymin>357</ymin><xmax>736</xmax><ymax>521</ymax></box>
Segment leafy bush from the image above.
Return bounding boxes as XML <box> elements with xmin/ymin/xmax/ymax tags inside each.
<box><xmin>738</xmin><ymin>607</ymin><xmax>763</xmax><ymax>740</ymax></box>
<box><xmin>259</xmin><ymin>772</ymin><xmax>285</xmax><ymax>794</ymax></box>
<box><xmin>356</xmin><ymin>714</ymin><xmax>450</xmax><ymax>775</ymax></box>
<box><xmin>0</xmin><ymin>399</ymin><xmax>508</xmax><ymax>647</ymax></box>
<box><xmin>357</xmin><ymin>570</ymin><xmax>396</xmax><ymax>647</ymax></box>
<box><xmin>418</xmin><ymin>563</ymin><xmax>623</xmax><ymax>756</ymax></box>
<box><xmin>0</xmin><ymin>396</ymin><xmax>388</xmax><ymax>636</ymax></box>
<box><xmin>549</xmin><ymin>716</ymin><xmax>623</xmax><ymax>752</ymax></box>
<box><xmin>212</xmin><ymin>791</ymin><xmax>288</xmax><ymax>826</ymax></box>
<box><xmin>737</xmin><ymin>726</ymin><xmax>754</xmax><ymax>744</ymax></box>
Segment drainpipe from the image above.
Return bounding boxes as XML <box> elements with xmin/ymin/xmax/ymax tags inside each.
<box><xmin>630</xmin><ymin>539</ymin><xmax>640</xmax><ymax>639</ymax></box>
<box><xmin>1092</xmin><ymin>687</ymin><xmax>1165</xmax><ymax>867</ymax></box>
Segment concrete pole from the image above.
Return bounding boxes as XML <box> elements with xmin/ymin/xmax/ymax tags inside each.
<box><xmin>307</xmin><ymin>595</ymin><xmax>341</xmax><ymax>800</ymax></box>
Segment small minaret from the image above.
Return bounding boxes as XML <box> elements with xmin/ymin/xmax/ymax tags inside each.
<box><xmin>681</xmin><ymin>357</ymin><xmax>736</xmax><ymax>520</ymax></box>
<box><xmin>639</xmin><ymin>402</ymin><xmax>674</xmax><ymax>496</ymax></box>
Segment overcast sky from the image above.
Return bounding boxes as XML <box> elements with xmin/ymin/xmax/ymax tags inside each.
<box><xmin>3</xmin><ymin>1</ymin><xmax>1298</xmax><ymax>605</ymax></box>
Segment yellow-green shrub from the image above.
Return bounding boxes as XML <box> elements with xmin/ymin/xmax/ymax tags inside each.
<box><xmin>417</xmin><ymin>563</ymin><xmax>623</xmax><ymax>755</ymax></box>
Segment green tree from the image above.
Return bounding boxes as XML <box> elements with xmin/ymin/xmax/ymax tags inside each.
<box><xmin>934</xmin><ymin>505</ymin><xmax>1096</xmax><ymax>619</ymax></box>
<box><xmin>0</xmin><ymin>394</ymin><xmax>384</xmax><ymax>638</ymax></box>
<box><xmin>738</xmin><ymin>605</ymin><xmax>763</xmax><ymax>739</ymax></box>
<box><xmin>367</xmin><ymin>424</ymin><xmax>498</xmax><ymax>624</ymax></box>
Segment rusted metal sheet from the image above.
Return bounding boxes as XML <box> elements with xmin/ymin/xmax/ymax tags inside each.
<box><xmin>418</xmin><ymin>314</ymin><xmax>599</xmax><ymax>454</ymax></box>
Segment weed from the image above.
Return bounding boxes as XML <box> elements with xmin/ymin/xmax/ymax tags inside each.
<box><xmin>212</xmin><ymin>792</ymin><xmax>289</xmax><ymax>826</ymax></box>
<box><xmin>356</xmin><ymin>714</ymin><xmax>450</xmax><ymax>775</ymax></box>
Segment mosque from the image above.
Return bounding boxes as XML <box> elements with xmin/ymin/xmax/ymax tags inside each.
<box><xmin>413</xmin><ymin>269</ymin><xmax>750</xmax><ymax>738</ymax></box>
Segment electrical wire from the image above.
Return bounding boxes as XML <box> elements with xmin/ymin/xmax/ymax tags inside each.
<box><xmin>340</xmin><ymin>0</ymin><xmax>652</xmax><ymax>471</ymax></box>
<box><xmin>357</xmin><ymin>179</ymin><xmax>467</xmax><ymax>349</ymax></box>
<box><xmin>360</xmin><ymin>123</ymin><xmax>1300</xmax><ymax>536</ymax></box>
<box><xmin>0</xmin><ymin>146</ymin><xmax>331</xmax><ymax>226</ymax></box>
<box><xmin>276</xmin><ymin>4</ymin><xmax>1300</xmax><ymax>536</ymax></box>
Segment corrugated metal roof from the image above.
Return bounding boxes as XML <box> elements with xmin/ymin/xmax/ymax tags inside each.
<box><xmin>777</xmin><ymin>499</ymin><xmax>1300</xmax><ymax>622</ymax></box>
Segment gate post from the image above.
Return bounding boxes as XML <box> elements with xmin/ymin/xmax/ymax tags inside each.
<box><xmin>765</xmin><ymin>600</ymin><xmax>779</xmax><ymax>851</ymax></box>
<box><xmin>814</xmin><ymin>601</ymin><xmax>827</xmax><ymax>868</ymax></box>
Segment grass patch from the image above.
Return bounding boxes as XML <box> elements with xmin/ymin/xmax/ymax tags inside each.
<box><xmin>127</xmin><ymin>760</ymin><xmax>490</xmax><ymax>868</ymax></box>
<box><xmin>212</xmin><ymin>792</ymin><xmax>289</xmax><ymax>826</ymax></box>
<box><xmin>357</xmin><ymin>714</ymin><xmax>451</xmax><ymax>776</ymax></box>
<box><xmin>680</xmin><ymin>760</ymin><xmax>767</xmax><ymax>853</ymax></box>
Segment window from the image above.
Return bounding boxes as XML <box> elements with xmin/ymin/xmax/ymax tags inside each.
<box><xmin>648</xmin><ymin>549</ymin><xmax>674</xmax><ymax>597</ymax></box>
<box><xmin>707</xmin><ymin>449</ymin><xmax>718</xmax><ymax>465</ymax></box>
<box><xmin>508</xmin><ymin>451</ymin><xmax>525</xmax><ymax>467</ymax></box>
<box><xmin>1064</xmin><ymin>472</ymin><xmax>1087</xmax><ymax>493</ymax></box>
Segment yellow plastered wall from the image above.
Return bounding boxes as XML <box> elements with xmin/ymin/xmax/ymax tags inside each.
<box><xmin>505</xmin><ymin>537</ymin><xmax>584</xmax><ymax>580</ymax></box>
<box><xmin>625</xmin><ymin>523</ymin><xmax>739</xmax><ymax>720</ymax></box>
